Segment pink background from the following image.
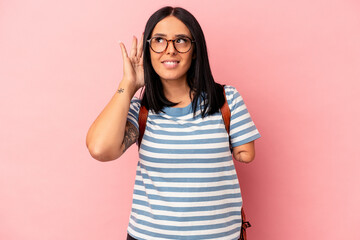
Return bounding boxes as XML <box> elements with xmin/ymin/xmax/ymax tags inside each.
<box><xmin>1</xmin><ymin>0</ymin><xmax>360</xmax><ymax>239</ymax></box>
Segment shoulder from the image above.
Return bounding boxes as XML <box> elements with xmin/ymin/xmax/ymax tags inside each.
<box><xmin>127</xmin><ymin>96</ymin><xmax>142</xmax><ymax>129</ymax></box>
<box><xmin>131</xmin><ymin>96</ymin><xmax>141</xmax><ymax>105</ymax></box>
<box><xmin>224</xmin><ymin>85</ymin><xmax>240</xmax><ymax>95</ymax></box>
<box><xmin>223</xmin><ymin>85</ymin><xmax>242</xmax><ymax>104</ymax></box>
<box><xmin>129</xmin><ymin>96</ymin><xmax>142</xmax><ymax>111</ymax></box>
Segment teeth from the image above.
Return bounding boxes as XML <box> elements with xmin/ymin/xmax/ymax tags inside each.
<box><xmin>163</xmin><ymin>61</ymin><xmax>178</xmax><ymax>64</ymax></box>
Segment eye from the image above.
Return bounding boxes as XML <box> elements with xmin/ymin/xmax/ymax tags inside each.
<box><xmin>175</xmin><ymin>38</ymin><xmax>188</xmax><ymax>44</ymax></box>
<box><xmin>154</xmin><ymin>37</ymin><xmax>165</xmax><ymax>43</ymax></box>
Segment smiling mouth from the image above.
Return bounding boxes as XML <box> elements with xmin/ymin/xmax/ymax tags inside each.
<box><xmin>162</xmin><ymin>61</ymin><xmax>180</xmax><ymax>69</ymax></box>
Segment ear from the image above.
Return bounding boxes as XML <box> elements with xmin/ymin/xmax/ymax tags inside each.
<box><xmin>192</xmin><ymin>52</ymin><xmax>196</xmax><ymax>59</ymax></box>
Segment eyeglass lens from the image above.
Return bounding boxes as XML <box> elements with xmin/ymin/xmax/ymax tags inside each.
<box><xmin>150</xmin><ymin>37</ymin><xmax>192</xmax><ymax>53</ymax></box>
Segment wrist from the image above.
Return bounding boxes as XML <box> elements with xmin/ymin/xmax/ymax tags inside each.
<box><xmin>117</xmin><ymin>79</ymin><xmax>138</xmax><ymax>97</ymax></box>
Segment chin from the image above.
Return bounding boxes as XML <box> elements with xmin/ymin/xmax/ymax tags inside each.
<box><xmin>159</xmin><ymin>75</ymin><xmax>184</xmax><ymax>81</ymax></box>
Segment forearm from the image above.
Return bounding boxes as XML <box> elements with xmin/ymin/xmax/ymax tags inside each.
<box><xmin>86</xmin><ymin>80</ymin><xmax>138</xmax><ymax>161</ymax></box>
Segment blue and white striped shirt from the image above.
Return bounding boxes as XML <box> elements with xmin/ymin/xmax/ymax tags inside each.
<box><xmin>126</xmin><ymin>85</ymin><xmax>261</xmax><ymax>240</ymax></box>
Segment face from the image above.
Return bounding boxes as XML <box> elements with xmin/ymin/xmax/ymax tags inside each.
<box><xmin>149</xmin><ymin>16</ymin><xmax>195</xmax><ymax>83</ymax></box>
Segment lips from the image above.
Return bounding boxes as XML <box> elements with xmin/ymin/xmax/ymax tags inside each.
<box><xmin>162</xmin><ymin>60</ymin><xmax>180</xmax><ymax>69</ymax></box>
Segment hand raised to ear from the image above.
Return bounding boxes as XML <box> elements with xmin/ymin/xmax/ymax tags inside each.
<box><xmin>118</xmin><ymin>33</ymin><xmax>145</xmax><ymax>92</ymax></box>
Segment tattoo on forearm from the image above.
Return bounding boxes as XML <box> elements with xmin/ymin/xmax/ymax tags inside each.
<box><xmin>117</xmin><ymin>88</ymin><xmax>124</xmax><ymax>94</ymax></box>
<box><xmin>122</xmin><ymin>121</ymin><xmax>139</xmax><ymax>153</ymax></box>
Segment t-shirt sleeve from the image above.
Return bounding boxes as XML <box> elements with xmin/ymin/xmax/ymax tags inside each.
<box><xmin>225</xmin><ymin>85</ymin><xmax>261</xmax><ymax>148</ymax></box>
<box><xmin>126</xmin><ymin>97</ymin><xmax>141</xmax><ymax>131</ymax></box>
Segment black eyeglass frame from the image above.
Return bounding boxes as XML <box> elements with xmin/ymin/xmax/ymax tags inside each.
<box><xmin>146</xmin><ymin>36</ymin><xmax>196</xmax><ymax>53</ymax></box>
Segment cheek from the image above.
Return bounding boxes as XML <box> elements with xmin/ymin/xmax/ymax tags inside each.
<box><xmin>150</xmin><ymin>54</ymin><xmax>160</xmax><ymax>71</ymax></box>
<box><xmin>183</xmin><ymin>54</ymin><xmax>194</xmax><ymax>69</ymax></box>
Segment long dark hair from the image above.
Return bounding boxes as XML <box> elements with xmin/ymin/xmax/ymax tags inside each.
<box><xmin>141</xmin><ymin>6</ymin><xmax>225</xmax><ymax>118</ymax></box>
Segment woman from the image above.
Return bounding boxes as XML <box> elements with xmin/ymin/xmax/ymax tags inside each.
<box><xmin>86</xmin><ymin>6</ymin><xmax>261</xmax><ymax>240</ymax></box>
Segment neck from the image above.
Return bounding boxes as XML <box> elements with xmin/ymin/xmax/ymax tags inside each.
<box><xmin>161</xmin><ymin>77</ymin><xmax>193</xmax><ymax>106</ymax></box>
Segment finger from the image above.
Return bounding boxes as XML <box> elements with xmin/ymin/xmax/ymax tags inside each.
<box><xmin>130</xmin><ymin>36</ymin><xmax>137</xmax><ymax>59</ymax></box>
<box><xmin>138</xmin><ymin>33</ymin><xmax>144</xmax><ymax>59</ymax></box>
<box><xmin>118</xmin><ymin>41</ymin><xmax>129</xmax><ymax>60</ymax></box>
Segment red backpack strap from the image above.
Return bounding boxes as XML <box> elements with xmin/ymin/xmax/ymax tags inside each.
<box><xmin>221</xmin><ymin>86</ymin><xmax>251</xmax><ymax>239</ymax></box>
<box><xmin>139</xmin><ymin>86</ymin><xmax>230</xmax><ymax>147</ymax></box>
<box><xmin>240</xmin><ymin>209</ymin><xmax>251</xmax><ymax>240</ymax></box>
<box><xmin>137</xmin><ymin>88</ymin><xmax>250</xmax><ymax>239</ymax></box>
<box><xmin>138</xmin><ymin>105</ymin><xmax>148</xmax><ymax>149</ymax></box>
<box><xmin>220</xmin><ymin>86</ymin><xmax>231</xmax><ymax>134</ymax></box>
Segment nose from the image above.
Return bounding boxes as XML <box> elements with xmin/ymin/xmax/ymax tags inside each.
<box><xmin>165</xmin><ymin>40</ymin><xmax>177</xmax><ymax>55</ymax></box>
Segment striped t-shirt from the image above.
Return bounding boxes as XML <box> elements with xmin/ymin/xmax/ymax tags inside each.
<box><xmin>126</xmin><ymin>85</ymin><xmax>261</xmax><ymax>240</ymax></box>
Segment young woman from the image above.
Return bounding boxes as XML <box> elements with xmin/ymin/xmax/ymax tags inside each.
<box><xmin>86</xmin><ymin>6</ymin><xmax>261</xmax><ymax>240</ymax></box>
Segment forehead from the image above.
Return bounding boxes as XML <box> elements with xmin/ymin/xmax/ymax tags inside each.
<box><xmin>151</xmin><ymin>16</ymin><xmax>192</xmax><ymax>38</ymax></box>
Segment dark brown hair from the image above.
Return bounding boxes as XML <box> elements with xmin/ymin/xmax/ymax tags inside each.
<box><xmin>141</xmin><ymin>6</ymin><xmax>225</xmax><ymax>118</ymax></box>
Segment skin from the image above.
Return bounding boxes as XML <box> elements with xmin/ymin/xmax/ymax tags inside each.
<box><xmin>87</xmin><ymin>16</ymin><xmax>256</xmax><ymax>162</ymax></box>
<box><xmin>150</xmin><ymin>16</ymin><xmax>196</xmax><ymax>107</ymax></box>
<box><xmin>233</xmin><ymin>141</ymin><xmax>256</xmax><ymax>163</ymax></box>
<box><xmin>148</xmin><ymin>16</ymin><xmax>256</xmax><ymax>163</ymax></box>
<box><xmin>86</xmin><ymin>33</ymin><xmax>143</xmax><ymax>161</ymax></box>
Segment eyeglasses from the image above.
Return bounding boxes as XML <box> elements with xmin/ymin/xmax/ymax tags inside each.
<box><xmin>147</xmin><ymin>36</ymin><xmax>195</xmax><ymax>53</ymax></box>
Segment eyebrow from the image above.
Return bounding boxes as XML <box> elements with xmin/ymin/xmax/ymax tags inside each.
<box><xmin>153</xmin><ymin>33</ymin><xmax>192</xmax><ymax>38</ymax></box>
